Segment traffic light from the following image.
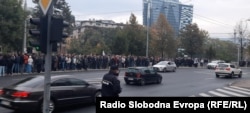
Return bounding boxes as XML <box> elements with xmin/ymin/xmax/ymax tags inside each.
<box><xmin>29</xmin><ymin>16</ymin><xmax>48</xmax><ymax>53</ymax></box>
<box><xmin>27</xmin><ymin>47</ymin><xmax>33</xmax><ymax>54</ymax></box>
<box><xmin>50</xmin><ymin>16</ymin><xmax>69</xmax><ymax>43</ymax></box>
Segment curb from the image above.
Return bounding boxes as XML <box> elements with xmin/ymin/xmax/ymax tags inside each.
<box><xmin>228</xmin><ymin>79</ymin><xmax>250</xmax><ymax>90</ymax></box>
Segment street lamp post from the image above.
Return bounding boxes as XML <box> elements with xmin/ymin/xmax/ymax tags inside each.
<box><xmin>23</xmin><ymin>0</ymin><xmax>27</xmax><ymax>54</ymax></box>
<box><xmin>146</xmin><ymin>0</ymin><xmax>151</xmax><ymax>58</ymax></box>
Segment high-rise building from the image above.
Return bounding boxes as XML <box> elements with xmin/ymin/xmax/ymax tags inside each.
<box><xmin>143</xmin><ymin>0</ymin><xmax>193</xmax><ymax>37</ymax></box>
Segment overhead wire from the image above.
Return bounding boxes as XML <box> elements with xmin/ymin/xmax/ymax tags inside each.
<box><xmin>73</xmin><ymin>6</ymin><xmax>235</xmax><ymax>36</ymax></box>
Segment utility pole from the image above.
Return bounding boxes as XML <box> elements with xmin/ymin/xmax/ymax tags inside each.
<box><xmin>240</xmin><ymin>31</ymin><xmax>243</xmax><ymax>62</ymax></box>
<box><xmin>146</xmin><ymin>0</ymin><xmax>151</xmax><ymax>58</ymax></box>
<box><xmin>23</xmin><ymin>0</ymin><xmax>27</xmax><ymax>53</ymax></box>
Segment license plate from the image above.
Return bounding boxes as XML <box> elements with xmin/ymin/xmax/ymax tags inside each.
<box><xmin>1</xmin><ymin>101</ymin><xmax>10</xmax><ymax>106</ymax></box>
<box><xmin>128</xmin><ymin>78</ymin><xmax>133</xmax><ymax>80</ymax></box>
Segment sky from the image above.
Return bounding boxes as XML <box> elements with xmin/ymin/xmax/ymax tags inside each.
<box><xmin>26</xmin><ymin>0</ymin><xmax>250</xmax><ymax>39</ymax></box>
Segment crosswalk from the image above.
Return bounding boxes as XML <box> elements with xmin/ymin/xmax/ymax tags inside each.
<box><xmin>191</xmin><ymin>86</ymin><xmax>250</xmax><ymax>97</ymax></box>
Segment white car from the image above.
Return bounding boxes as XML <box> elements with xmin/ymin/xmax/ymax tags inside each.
<box><xmin>207</xmin><ymin>60</ymin><xmax>225</xmax><ymax>69</ymax></box>
<box><xmin>153</xmin><ymin>61</ymin><xmax>177</xmax><ymax>72</ymax></box>
<box><xmin>215</xmin><ymin>63</ymin><xmax>242</xmax><ymax>78</ymax></box>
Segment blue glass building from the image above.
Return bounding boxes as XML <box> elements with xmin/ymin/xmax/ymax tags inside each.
<box><xmin>143</xmin><ymin>0</ymin><xmax>193</xmax><ymax>37</ymax></box>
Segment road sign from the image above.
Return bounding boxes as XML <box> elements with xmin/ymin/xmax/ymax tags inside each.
<box><xmin>39</xmin><ymin>0</ymin><xmax>53</xmax><ymax>15</ymax></box>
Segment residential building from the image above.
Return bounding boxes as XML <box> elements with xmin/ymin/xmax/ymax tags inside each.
<box><xmin>72</xmin><ymin>19</ymin><xmax>125</xmax><ymax>39</ymax></box>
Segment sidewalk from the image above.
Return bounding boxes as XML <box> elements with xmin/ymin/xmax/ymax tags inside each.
<box><xmin>229</xmin><ymin>79</ymin><xmax>250</xmax><ymax>89</ymax></box>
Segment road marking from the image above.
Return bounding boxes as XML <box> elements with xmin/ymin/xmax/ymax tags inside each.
<box><xmin>208</xmin><ymin>91</ymin><xmax>229</xmax><ymax>97</ymax></box>
<box><xmin>229</xmin><ymin>86</ymin><xmax>250</xmax><ymax>92</ymax></box>
<box><xmin>199</xmin><ymin>93</ymin><xmax>211</xmax><ymax>97</ymax></box>
<box><xmin>223</xmin><ymin>87</ymin><xmax>250</xmax><ymax>95</ymax></box>
<box><xmin>216</xmin><ymin>88</ymin><xmax>247</xmax><ymax>97</ymax></box>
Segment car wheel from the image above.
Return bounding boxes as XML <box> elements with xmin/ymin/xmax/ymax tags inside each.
<box><xmin>93</xmin><ymin>91</ymin><xmax>102</xmax><ymax>103</ymax></box>
<box><xmin>140</xmin><ymin>79</ymin><xmax>145</xmax><ymax>86</ymax></box>
<box><xmin>40</xmin><ymin>99</ymin><xmax>55</xmax><ymax>113</ymax></box>
<box><xmin>163</xmin><ymin>68</ymin><xmax>167</xmax><ymax>72</ymax></box>
<box><xmin>156</xmin><ymin>78</ymin><xmax>162</xmax><ymax>84</ymax></box>
<box><xmin>173</xmin><ymin>68</ymin><xmax>176</xmax><ymax>72</ymax></box>
<box><xmin>125</xmin><ymin>81</ymin><xmax>130</xmax><ymax>85</ymax></box>
<box><xmin>238</xmin><ymin>72</ymin><xmax>242</xmax><ymax>78</ymax></box>
<box><xmin>216</xmin><ymin>74</ymin><xmax>219</xmax><ymax>78</ymax></box>
<box><xmin>229</xmin><ymin>72</ymin><xmax>234</xmax><ymax>78</ymax></box>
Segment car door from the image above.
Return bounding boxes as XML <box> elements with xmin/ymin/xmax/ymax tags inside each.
<box><xmin>143</xmin><ymin>69</ymin><xmax>152</xmax><ymax>83</ymax></box>
<box><xmin>68</xmin><ymin>78</ymin><xmax>94</xmax><ymax>103</ymax></box>
<box><xmin>230</xmin><ymin>65</ymin><xmax>240</xmax><ymax>75</ymax></box>
<box><xmin>149</xmin><ymin>67</ymin><xmax>159</xmax><ymax>82</ymax></box>
<box><xmin>166</xmin><ymin>62</ymin><xmax>172</xmax><ymax>71</ymax></box>
<box><xmin>51</xmin><ymin>78</ymin><xmax>78</xmax><ymax>106</ymax></box>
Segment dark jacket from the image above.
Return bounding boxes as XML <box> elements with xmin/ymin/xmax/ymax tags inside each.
<box><xmin>101</xmin><ymin>71</ymin><xmax>121</xmax><ymax>97</ymax></box>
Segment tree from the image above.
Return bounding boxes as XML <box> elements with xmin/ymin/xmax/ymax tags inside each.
<box><xmin>0</xmin><ymin>0</ymin><xmax>26</xmax><ymax>52</ymax></box>
<box><xmin>205</xmin><ymin>45</ymin><xmax>216</xmax><ymax>61</ymax></box>
<box><xmin>68</xmin><ymin>28</ymin><xmax>110</xmax><ymax>55</ymax></box>
<box><xmin>122</xmin><ymin>13</ymin><xmax>146</xmax><ymax>56</ymax></box>
<box><xmin>234</xmin><ymin>20</ymin><xmax>249</xmax><ymax>61</ymax></box>
<box><xmin>112</xmin><ymin>30</ymin><xmax>128</xmax><ymax>55</ymax></box>
<box><xmin>150</xmin><ymin>13</ymin><xmax>176</xmax><ymax>58</ymax></box>
<box><xmin>179</xmin><ymin>23</ymin><xmax>209</xmax><ymax>58</ymax></box>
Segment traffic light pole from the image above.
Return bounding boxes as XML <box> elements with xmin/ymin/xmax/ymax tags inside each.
<box><xmin>43</xmin><ymin>2</ymin><xmax>53</xmax><ymax>113</ymax></box>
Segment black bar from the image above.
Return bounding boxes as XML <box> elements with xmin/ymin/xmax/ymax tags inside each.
<box><xmin>96</xmin><ymin>97</ymin><xmax>250</xmax><ymax>113</ymax></box>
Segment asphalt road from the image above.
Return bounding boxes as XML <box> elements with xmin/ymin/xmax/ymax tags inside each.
<box><xmin>0</xmin><ymin>67</ymin><xmax>249</xmax><ymax>113</ymax></box>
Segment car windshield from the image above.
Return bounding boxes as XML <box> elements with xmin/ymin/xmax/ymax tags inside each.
<box><xmin>218</xmin><ymin>64</ymin><xmax>228</xmax><ymax>67</ymax></box>
<box><xmin>127</xmin><ymin>68</ymin><xmax>141</xmax><ymax>73</ymax></box>
<box><xmin>156</xmin><ymin>61</ymin><xmax>168</xmax><ymax>65</ymax></box>
<box><xmin>12</xmin><ymin>76</ymin><xmax>44</xmax><ymax>88</ymax></box>
<box><xmin>212</xmin><ymin>60</ymin><xmax>224</xmax><ymax>63</ymax></box>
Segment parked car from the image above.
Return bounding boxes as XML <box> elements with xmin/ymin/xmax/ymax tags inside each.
<box><xmin>153</xmin><ymin>61</ymin><xmax>177</xmax><ymax>72</ymax></box>
<box><xmin>0</xmin><ymin>75</ymin><xmax>101</xmax><ymax>113</ymax></box>
<box><xmin>207</xmin><ymin>60</ymin><xmax>225</xmax><ymax>69</ymax></box>
<box><xmin>215</xmin><ymin>63</ymin><xmax>242</xmax><ymax>78</ymax></box>
<box><xmin>124</xmin><ymin>67</ymin><xmax>162</xmax><ymax>85</ymax></box>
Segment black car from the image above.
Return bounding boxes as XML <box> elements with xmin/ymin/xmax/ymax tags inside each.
<box><xmin>0</xmin><ymin>75</ymin><xmax>101</xmax><ymax>113</ymax></box>
<box><xmin>124</xmin><ymin>67</ymin><xmax>162</xmax><ymax>85</ymax></box>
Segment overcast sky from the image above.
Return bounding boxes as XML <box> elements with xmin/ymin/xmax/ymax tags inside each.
<box><xmin>26</xmin><ymin>0</ymin><xmax>250</xmax><ymax>39</ymax></box>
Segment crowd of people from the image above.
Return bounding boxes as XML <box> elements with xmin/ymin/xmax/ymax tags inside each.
<box><xmin>0</xmin><ymin>52</ymin><xmax>208</xmax><ymax>76</ymax></box>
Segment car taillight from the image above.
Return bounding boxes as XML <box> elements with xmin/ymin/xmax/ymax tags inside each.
<box><xmin>0</xmin><ymin>89</ymin><xmax>3</xmax><ymax>96</ymax></box>
<box><xmin>11</xmin><ymin>91</ymin><xmax>30</xmax><ymax>98</ymax></box>
<box><xmin>136</xmin><ymin>73</ymin><xmax>141</xmax><ymax>78</ymax></box>
<box><xmin>226</xmin><ymin>68</ymin><xmax>230</xmax><ymax>71</ymax></box>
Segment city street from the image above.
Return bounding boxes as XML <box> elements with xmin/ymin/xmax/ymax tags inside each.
<box><xmin>0</xmin><ymin>67</ymin><xmax>250</xmax><ymax>113</ymax></box>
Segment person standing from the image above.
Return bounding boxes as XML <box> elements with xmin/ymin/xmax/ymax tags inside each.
<box><xmin>0</xmin><ymin>54</ymin><xmax>5</xmax><ymax>76</ymax></box>
<box><xmin>101</xmin><ymin>65</ymin><xmax>122</xmax><ymax>97</ymax></box>
<box><xmin>27</xmin><ymin>56</ymin><xmax>33</xmax><ymax>73</ymax></box>
<box><xmin>36</xmin><ymin>55</ymin><xmax>43</xmax><ymax>73</ymax></box>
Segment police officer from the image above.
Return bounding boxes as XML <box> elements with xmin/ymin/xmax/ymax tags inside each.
<box><xmin>101</xmin><ymin>65</ymin><xmax>122</xmax><ymax>97</ymax></box>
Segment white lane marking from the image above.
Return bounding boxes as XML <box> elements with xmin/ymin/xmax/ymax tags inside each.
<box><xmin>208</xmin><ymin>91</ymin><xmax>229</xmax><ymax>97</ymax></box>
<box><xmin>229</xmin><ymin>86</ymin><xmax>250</xmax><ymax>92</ymax></box>
<box><xmin>199</xmin><ymin>93</ymin><xmax>212</xmax><ymax>97</ymax></box>
<box><xmin>216</xmin><ymin>88</ymin><xmax>247</xmax><ymax>97</ymax></box>
<box><xmin>224</xmin><ymin>87</ymin><xmax>250</xmax><ymax>95</ymax></box>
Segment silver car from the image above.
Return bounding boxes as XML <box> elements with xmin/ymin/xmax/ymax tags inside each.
<box><xmin>153</xmin><ymin>61</ymin><xmax>177</xmax><ymax>72</ymax></box>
